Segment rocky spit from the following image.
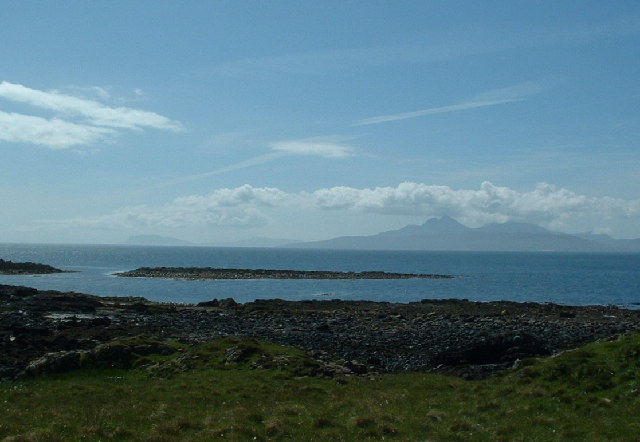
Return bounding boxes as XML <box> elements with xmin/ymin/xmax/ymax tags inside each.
<box><xmin>115</xmin><ymin>266</ymin><xmax>452</xmax><ymax>280</ymax></box>
<box><xmin>1</xmin><ymin>284</ymin><xmax>639</xmax><ymax>380</ymax></box>
<box><xmin>0</xmin><ymin>259</ymin><xmax>68</xmax><ymax>275</ymax></box>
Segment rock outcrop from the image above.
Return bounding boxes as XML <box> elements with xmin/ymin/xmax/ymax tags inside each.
<box><xmin>115</xmin><ymin>267</ymin><xmax>452</xmax><ymax>280</ymax></box>
<box><xmin>0</xmin><ymin>259</ymin><xmax>67</xmax><ymax>275</ymax></box>
<box><xmin>1</xmin><ymin>284</ymin><xmax>639</xmax><ymax>380</ymax></box>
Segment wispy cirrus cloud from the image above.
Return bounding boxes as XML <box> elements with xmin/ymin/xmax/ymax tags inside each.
<box><xmin>355</xmin><ymin>82</ymin><xmax>543</xmax><ymax>126</ymax></box>
<box><xmin>0</xmin><ymin>81</ymin><xmax>183</xmax><ymax>149</ymax></box>
<box><xmin>157</xmin><ymin>152</ymin><xmax>287</xmax><ymax>188</ymax></box>
<box><xmin>158</xmin><ymin>136</ymin><xmax>356</xmax><ymax>187</ymax></box>
<box><xmin>206</xmin><ymin>15</ymin><xmax>640</xmax><ymax>78</ymax></box>
<box><xmin>206</xmin><ymin>45</ymin><xmax>458</xmax><ymax>77</ymax></box>
<box><xmin>269</xmin><ymin>136</ymin><xmax>355</xmax><ymax>158</ymax></box>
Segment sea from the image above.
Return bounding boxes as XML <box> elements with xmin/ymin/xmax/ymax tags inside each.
<box><xmin>1</xmin><ymin>243</ymin><xmax>639</xmax><ymax>308</ymax></box>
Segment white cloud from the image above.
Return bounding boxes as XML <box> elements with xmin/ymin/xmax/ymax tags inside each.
<box><xmin>0</xmin><ymin>110</ymin><xmax>114</xmax><ymax>149</ymax></box>
<box><xmin>55</xmin><ymin>185</ymin><xmax>288</xmax><ymax>230</ymax></box>
<box><xmin>270</xmin><ymin>136</ymin><xmax>355</xmax><ymax>158</ymax></box>
<box><xmin>0</xmin><ymin>81</ymin><xmax>183</xmax><ymax>131</ymax></box>
<box><xmin>355</xmin><ymin>82</ymin><xmax>543</xmax><ymax>126</ymax></box>
<box><xmin>0</xmin><ymin>81</ymin><xmax>183</xmax><ymax>149</ymax></box>
<box><xmin>53</xmin><ymin>182</ymin><xmax>640</xmax><ymax>233</ymax></box>
<box><xmin>311</xmin><ymin>181</ymin><xmax>640</xmax><ymax>227</ymax></box>
<box><xmin>63</xmin><ymin>86</ymin><xmax>113</xmax><ymax>101</ymax></box>
<box><xmin>90</xmin><ymin>86</ymin><xmax>111</xmax><ymax>100</ymax></box>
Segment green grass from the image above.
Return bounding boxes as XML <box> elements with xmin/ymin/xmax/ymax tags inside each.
<box><xmin>1</xmin><ymin>333</ymin><xmax>640</xmax><ymax>441</ymax></box>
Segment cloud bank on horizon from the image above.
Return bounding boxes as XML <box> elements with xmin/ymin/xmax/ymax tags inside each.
<box><xmin>47</xmin><ymin>182</ymin><xmax>640</xmax><ymax>239</ymax></box>
<box><xmin>0</xmin><ymin>81</ymin><xmax>183</xmax><ymax>149</ymax></box>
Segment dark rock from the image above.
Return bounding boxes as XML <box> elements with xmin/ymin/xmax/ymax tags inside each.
<box><xmin>3</xmin><ymin>284</ymin><xmax>640</xmax><ymax>379</ymax></box>
<box><xmin>431</xmin><ymin>333</ymin><xmax>550</xmax><ymax>366</ymax></box>
<box><xmin>128</xmin><ymin>302</ymin><xmax>151</xmax><ymax>312</ymax></box>
<box><xmin>0</xmin><ymin>260</ymin><xmax>67</xmax><ymax>275</ymax></box>
<box><xmin>197</xmin><ymin>299</ymin><xmax>219</xmax><ymax>307</ymax></box>
<box><xmin>25</xmin><ymin>292</ymin><xmax>103</xmax><ymax>313</ymax></box>
<box><xmin>0</xmin><ymin>285</ymin><xmax>39</xmax><ymax>298</ymax></box>
<box><xmin>345</xmin><ymin>360</ymin><xmax>368</xmax><ymax>374</ymax></box>
<box><xmin>18</xmin><ymin>340</ymin><xmax>177</xmax><ymax>377</ymax></box>
<box><xmin>80</xmin><ymin>340</ymin><xmax>176</xmax><ymax>370</ymax></box>
<box><xmin>115</xmin><ymin>266</ymin><xmax>452</xmax><ymax>280</ymax></box>
<box><xmin>225</xmin><ymin>343</ymin><xmax>258</xmax><ymax>364</ymax></box>
<box><xmin>88</xmin><ymin>343</ymin><xmax>135</xmax><ymax>368</ymax></box>
<box><xmin>218</xmin><ymin>298</ymin><xmax>238</xmax><ymax>309</ymax></box>
<box><xmin>318</xmin><ymin>361</ymin><xmax>353</xmax><ymax>377</ymax></box>
<box><xmin>91</xmin><ymin>317</ymin><xmax>112</xmax><ymax>327</ymax></box>
<box><xmin>22</xmin><ymin>351</ymin><xmax>83</xmax><ymax>376</ymax></box>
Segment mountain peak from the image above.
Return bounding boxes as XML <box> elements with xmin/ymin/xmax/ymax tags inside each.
<box><xmin>377</xmin><ymin>216</ymin><xmax>469</xmax><ymax>238</ymax></box>
<box><xmin>477</xmin><ymin>221</ymin><xmax>550</xmax><ymax>234</ymax></box>
<box><xmin>286</xmin><ymin>217</ymin><xmax>638</xmax><ymax>252</ymax></box>
<box><xmin>125</xmin><ymin>235</ymin><xmax>193</xmax><ymax>246</ymax></box>
<box><xmin>420</xmin><ymin>216</ymin><xmax>470</xmax><ymax>232</ymax></box>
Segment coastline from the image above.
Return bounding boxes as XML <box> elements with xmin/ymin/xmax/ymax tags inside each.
<box><xmin>2</xmin><ymin>283</ymin><xmax>639</xmax><ymax>380</ymax></box>
<box><xmin>0</xmin><ymin>259</ymin><xmax>69</xmax><ymax>275</ymax></box>
<box><xmin>114</xmin><ymin>266</ymin><xmax>453</xmax><ymax>280</ymax></box>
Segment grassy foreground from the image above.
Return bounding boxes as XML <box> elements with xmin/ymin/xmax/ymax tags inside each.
<box><xmin>1</xmin><ymin>333</ymin><xmax>639</xmax><ymax>441</ymax></box>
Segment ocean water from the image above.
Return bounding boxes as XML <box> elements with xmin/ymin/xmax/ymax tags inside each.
<box><xmin>0</xmin><ymin>244</ymin><xmax>639</xmax><ymax>308</ymax></box>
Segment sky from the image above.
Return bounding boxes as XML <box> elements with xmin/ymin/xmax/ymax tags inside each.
<box><xmin>1</xmin><ymin>0</ymin><xmax>640</xmax><ymax>244</ymax></box>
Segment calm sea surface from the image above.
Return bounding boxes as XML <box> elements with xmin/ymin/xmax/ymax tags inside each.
<box><xmin>0</xmin><ymin>244</ymin><xmax>639</xmax><ymax>308</ymax></box>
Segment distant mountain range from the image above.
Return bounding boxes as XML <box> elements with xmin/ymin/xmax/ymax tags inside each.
<box><xmin>212</xmin><ymin>237</ymin><xmax>304</xmax><ymax>248</ymax></box>
<box><xmin>573</xmin><ymin>232</ymin><xmax>640</xmax><ymax>252</ymax></box>
<box><xmin>284</xmin><ymin>217</ymin><xmax>640</xmax><ymax>252</ymax></box>
<box><xmin>124</xmin><ymin>235</ymin><xmax>193</xmax><ymax>246</ymax></box>
<box><xmin>124</xmin><ymin>235</ymin><xmax>301</xmax><ymax>248</ymax></box>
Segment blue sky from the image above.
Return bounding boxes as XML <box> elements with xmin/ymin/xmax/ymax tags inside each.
<box><xmin>1</xmin><ymin>1</ymin><xmax>639</xmax><ymax>244</ymax></box>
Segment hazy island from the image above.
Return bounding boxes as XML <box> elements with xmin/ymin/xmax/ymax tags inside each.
<box><xmin>114</xmin><ymin>266</ymin><xmax>453</xmax><ymax>280</ymax></box>
<box><xmin>0</xmin><ymin>258</ymin><xmax>68</xmax><ymax>275</ymax></box>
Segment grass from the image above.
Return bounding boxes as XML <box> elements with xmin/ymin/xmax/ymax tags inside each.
<box><xmin>1</xmin><ymin>333</ymin><xmax>640</xmax><ymax>441</ymax></box>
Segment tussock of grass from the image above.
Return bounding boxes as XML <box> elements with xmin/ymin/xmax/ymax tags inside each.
<box><xmin>2</xmin><ymin>332</ymin><xmax>640</xmax><ymax>440</ymax></box>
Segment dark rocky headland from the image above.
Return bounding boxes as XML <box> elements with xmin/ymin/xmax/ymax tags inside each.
<box><xmin>2</xmin><ymin>283</ymin><xmax>638</xmax><ymax>380</ymax></box>
<box><xmin>0</xmin><ymin>259</ymin><xmax>68</xmax><ymax>275</ymax></box>
<box><xmin>115</xmin><ymin>266</ymin><xmax>452</xmax><ymax>280</ymax></box>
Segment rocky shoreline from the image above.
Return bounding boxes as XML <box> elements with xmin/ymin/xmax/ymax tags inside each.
<box><xmin>115</xmin><ymin>266</ymin><xmax>452</xmax><ymax>280</ymax></box>
<box><xmin>1</xmin><ymin>283</ymin><xmax>639</xmax><ymax>380</ymax></box>
<box><xmin>0</xmin><ymin>259</ymin><xmax>68</xmax><ymax>275</ymax></box>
